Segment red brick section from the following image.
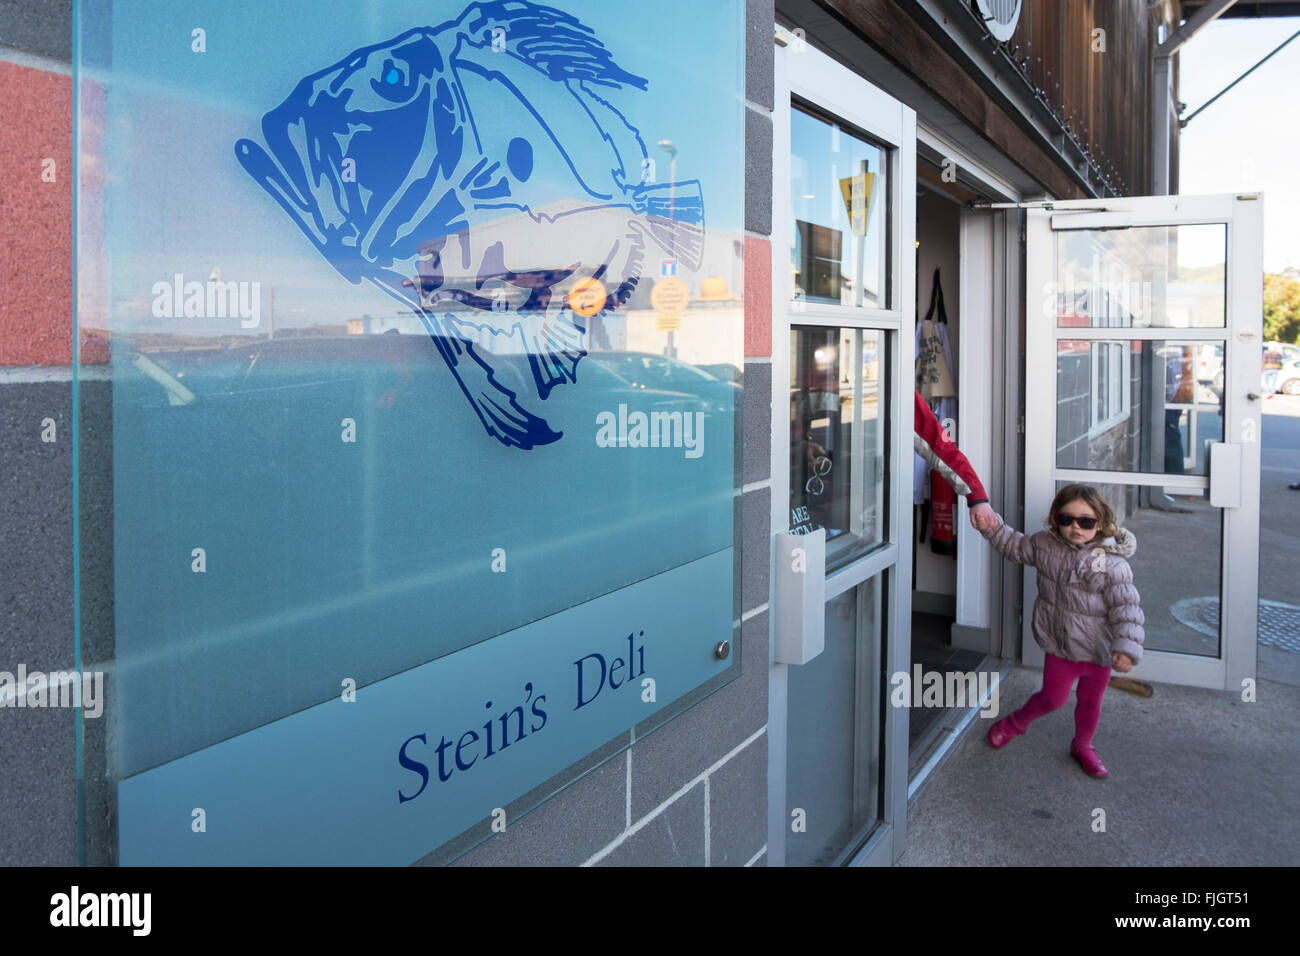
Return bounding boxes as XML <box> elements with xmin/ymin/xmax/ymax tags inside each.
<box><xmin>744</xmin><ymin>235</ymin><xmax>771</xmax><ymax>358</ymax></box>
<box><xmin>78</xmin><ymin>77</ymin><xmax>108</xmax><ymax>365</ymax></box>
<box><xmin>0</xmin><ymin>61</ymin><xmax>76</xmax><ymax>366</ymax></box>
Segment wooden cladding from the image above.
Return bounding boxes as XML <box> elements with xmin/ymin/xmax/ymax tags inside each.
<box><xmin>808</xmin><ymin>0</ymin><xmax>1171</xmax><ymax>197</ymax></box>
<box><xmin>1012</xmin><ymin>0</ymin><xmax>1163</xmax><ymax>195</ymax></box>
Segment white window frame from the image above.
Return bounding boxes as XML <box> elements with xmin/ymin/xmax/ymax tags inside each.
<box><xmin>1083</xmin><ymin>245</ymin><xmax>1133</xmax><ymax>438</ymax></box>
<box><xmin>1088</xmin><ymin>339</ymin><xmax>1132</xmax><ymax>437</ymax></box>
<box><xmin>769</xmin><ymin>24</ymin><xmax>915</xmax><ymax>870</ymax></box>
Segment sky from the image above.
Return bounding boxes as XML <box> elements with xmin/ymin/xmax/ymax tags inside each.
<box><xmin>1179</xmin><ymin>16</ymin><xmax>1300</xmax><ymax>274</ymax></box>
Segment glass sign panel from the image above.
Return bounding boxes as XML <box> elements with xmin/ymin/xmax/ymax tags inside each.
<box><xmin>77</xmin><ymin>0</ymin><xmax>745</xmax><ymax>864</ymax></box>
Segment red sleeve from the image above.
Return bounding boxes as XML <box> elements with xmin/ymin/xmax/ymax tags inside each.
<box><xmin>913</xmin><ymin>390</ymin><xmax>989</xmax><ymax>504</ymax></box>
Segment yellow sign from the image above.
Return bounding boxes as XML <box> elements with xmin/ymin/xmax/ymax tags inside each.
<box><xmin>649</xmin><ymin>276</ymin><xmax>690</xmax><ymax>317</ymax></box>
<box><xmin>567</xmin><ymin>277</ymin><xmax>608</xmax><ymax>317</ymax></box>
<box><xmin>699</xmin><ymin>276</ymin><xmax>731</xmax><ymax>300</ymax></box>
<box><xmin>655</xmin><ymin>314</ymin><xmax>681</xmax><ymax>332</ymax></box>
<box><xmin>839</xmin><ymin>171</ymin><xmax>875</xmax><ymax>237</ymax></box>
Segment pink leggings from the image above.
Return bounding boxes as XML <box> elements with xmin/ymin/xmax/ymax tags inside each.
<box><xmin>1007</xmin><ymin>653</ymin><xmax>1111</xmax><ymax>749</ymax></box>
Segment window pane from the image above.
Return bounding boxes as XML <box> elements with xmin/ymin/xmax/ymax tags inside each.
<box><xmin>1057</xmin><ymin>339</ymin><xmax>1224</xmax><ymax>475</ymax></box>
<box><xmin>790</xmin><ymin>326</ymin><xmax>888</xmax><ymax>570</ymax></box>
<box><xmin>1054</xmin><ymin>481</ymin><xmax>1222</xmax><ymax>658</ymax></box>
<box><xmin>790</xmin><ymin>104</ymin><xmax>890</xmax><ymax>308</ymax></box>
<box><xmin>785</xmin><ymin>574</ymin><xmax>883</xmax><ymax>864</ymax></box>
<box><xmin>1056</xmin><ymin>224</ymin><xmax>1226</xmax><ymax>329</ymax></box>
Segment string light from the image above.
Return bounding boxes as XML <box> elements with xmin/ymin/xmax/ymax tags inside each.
<box><xmin>961</xmin><ymin>3</ymin><xmax>1124</xmax><ymax>195</ymax></box>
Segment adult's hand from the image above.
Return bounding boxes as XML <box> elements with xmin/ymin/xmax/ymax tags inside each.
<box><xmin>969</xmin><ymin>501</ymin><xmax>998</xmax><ymax>532</ymax></box>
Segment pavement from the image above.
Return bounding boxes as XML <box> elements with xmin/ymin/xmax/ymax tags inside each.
<box><xmin>897</xmin><ymin>394</ymin><xmax>1300</xmax><ymax>866</ymax></box>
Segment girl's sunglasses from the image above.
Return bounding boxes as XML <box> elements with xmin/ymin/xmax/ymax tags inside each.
<box><xmin>1056</xmin><ymin>513</ymin><xmax>1097</xmax><ymax>530</ymax></box>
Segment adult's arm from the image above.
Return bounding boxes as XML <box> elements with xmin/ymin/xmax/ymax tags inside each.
<box><xmin>913</xmin><ymin>390</ymin><xmax>989</xmax><ymax>504</ymax></box>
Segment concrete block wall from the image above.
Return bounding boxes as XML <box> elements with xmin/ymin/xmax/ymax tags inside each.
<box><xmin>0</xmin><ymin>0</ymin><xmax>82</xmax><ymax>867</ymax></box>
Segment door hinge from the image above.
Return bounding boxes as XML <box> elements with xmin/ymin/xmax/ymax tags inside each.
<box><xmin>1015</xmin><ymin>612</ymin><xmax>1023</xmax><ymax>624</ymax></box>
<box><xmin>1016</xmin><ymin>416</ymin><xmax>1025</xmax><ymax>434</ymax></box>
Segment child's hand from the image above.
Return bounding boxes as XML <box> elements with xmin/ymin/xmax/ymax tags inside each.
<box><xmin>969</xmin><ymin>503</ymin><xmax>1000</xmax><ymax>533</ymax></box>
<box><xmin>1111</xmin><ymin>652</ymin><xmax>1135</xmax><ymax>673</ymax></box>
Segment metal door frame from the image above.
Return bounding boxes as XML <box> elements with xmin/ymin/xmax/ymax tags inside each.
<box><xmin>1023</xmin><ymin>193</ymin><xmax>1263</xmax><ymax>691</ymax></box>
<box><xmin>769</xmin><ymin>25</ymin><xmax>916</xmax><ymax>866</ymax></box>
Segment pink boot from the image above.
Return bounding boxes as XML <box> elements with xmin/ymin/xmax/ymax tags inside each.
<box><xmin>987</xmin><ymin>716</ymin><xmax>1022</xmax><ymax>749</ymax></box>
<box><xmin>1070</xmin><ymin>743</ymin><xmax>1109</xmax><ymax>778</ymax></box>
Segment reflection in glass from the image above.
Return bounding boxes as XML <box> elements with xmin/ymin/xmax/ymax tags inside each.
<box><xmin>785</xmin><ymin>575</ymin><xmax>883</xmax><ymax>864</ymax></box>
<box><xmin>1054</xmin><ymin>481</ymin><xmax>1221</xmax><ymax>657</ymax></box>
<box><xmin>1055</xmin><ymin>224</ymin><xmax>1226</xmax><ymax>329</ymax></box>
<box><xmin>790</xmin><ymin>103</ymin><xmax>889</xmax><ymax>308</ymax></box>
<box><xmin>1056</xmin><ymin>340</ymin><xmax>1223</xmax><ymax>475</ymax></box>
<box><xmin>790</xmin><ymin>326</ymin><xmax>887</xmax><ymax>570</ymax></box>
<box><xmin>112</xmin><ymin>330</ymin><xmax>739</xmax><ymax>775</ymax></box>
<box><xmin>77</xmin><ymin>0</ymin><xmax>749</xmax><ymax>865</ymax></box>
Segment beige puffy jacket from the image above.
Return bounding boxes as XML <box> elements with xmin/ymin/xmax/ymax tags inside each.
<box><xmin>981</xmin><ymin>519</ymin><xmax>1145</xmax><ymax>667</ymax></box>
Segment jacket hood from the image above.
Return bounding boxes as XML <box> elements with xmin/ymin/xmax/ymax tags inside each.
<box><xmin>1051</xmin><ymin>525</ymin><xmax>1137</xmax><ymax>557</ymax></box>
<box><xmin>1100</xmin><ymin>528</ymin><xmax>1137</xmax><ymax>558</ymax></box>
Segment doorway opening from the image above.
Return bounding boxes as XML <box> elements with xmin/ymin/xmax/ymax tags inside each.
<box><xmin>908</xmin><ymin>158</ymin><xmax>992</xmax><ymax>779</ymax></box>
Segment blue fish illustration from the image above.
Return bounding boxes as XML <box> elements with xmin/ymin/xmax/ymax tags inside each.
<box><xmin>235</xmin><ymin>0</ymin><xmax>704</xmax><ymax>448</ymax></box>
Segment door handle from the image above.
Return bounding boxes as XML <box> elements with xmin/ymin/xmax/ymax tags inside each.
<box><xmin>774</xmin><ymin>529</ymin><xmax>826</xmax><ymax>665</ymax></box>
<box><xmin>1209</xmin><ymin>443</ymin><xmax>1242</xmax><ymax>509</ymax></box>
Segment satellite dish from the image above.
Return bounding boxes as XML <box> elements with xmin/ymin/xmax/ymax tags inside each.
<box><xmin>972</xmin><ymin>0</ymin><xmax>1022</xmax><ymax>43</ymax></box>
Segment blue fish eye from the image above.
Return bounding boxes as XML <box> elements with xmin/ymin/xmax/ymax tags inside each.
<box><xmin>385</xmin><ymin>67</ymin><xmax>401</xmax><ymax>84</ymax></box>
<box><xmin>507</xmin><ymin>137</ymin><xmax>533</xmax><ymax>182</ymax></box>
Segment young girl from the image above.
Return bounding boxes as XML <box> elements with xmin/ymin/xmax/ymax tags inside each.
<box><xmin>979</xmin><ymin>484</ymin><xmax>1145</xmax><ymax>779</ymax></box>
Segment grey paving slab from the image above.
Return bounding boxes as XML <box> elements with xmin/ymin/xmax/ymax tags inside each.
<box><xmin>898</xmin><ymin>666</ymin><xmax>1300</xmax><ymax>866</ymax></box>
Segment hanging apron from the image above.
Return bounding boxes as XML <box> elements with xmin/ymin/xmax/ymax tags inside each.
<box><xmin>915</xmin><ymin>269</ymin><xmax>958</xmax><ymax>556</ymax></box>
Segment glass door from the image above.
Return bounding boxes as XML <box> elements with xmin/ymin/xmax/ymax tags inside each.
<box><xmin>1024</xmin><ymin>195</ymin><xmax>1263</xmax><ymax>690</ymax></box>
<box><xmin>771</xmin><ymin>27</ymin><xmax>916</xmax><ymax>866</ymax></box>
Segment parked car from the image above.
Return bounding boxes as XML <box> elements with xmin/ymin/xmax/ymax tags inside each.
<box><xmin>130</xmin><ymin>336</ymin><xmax>729</xmax><ymax>420</ymax></box>
<box><xmin>697</xmin><ymin>362</ymin><xmax>741</xmax><ymax>383</ymax></box>
<box><xmin>1276</xmin><ymin>356</ymin><xmax>1300</xmax><ymax>396</ymax></box>
<box><xmin>586</xmin><ymin>351</ymin><xmax>741</xmax><ymax>412</ymax></box>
